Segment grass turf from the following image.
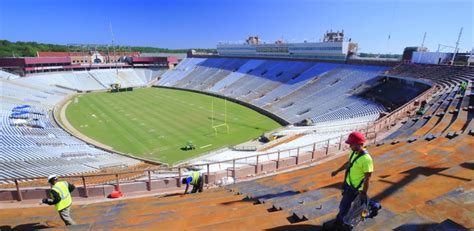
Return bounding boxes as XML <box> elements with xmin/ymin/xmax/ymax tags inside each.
<box><xmin>65</xmin><ymin>88</ymin><xmax>281</xmax><ymax>164</ymax></box>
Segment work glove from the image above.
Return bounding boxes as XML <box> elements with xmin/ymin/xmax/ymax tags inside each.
<box><xmin>41</xmin><ymin>198</ymin><xmax>49</xmax><ymax>204</ymax></box>
<box><xmin>331</xmin><ymin>171</ymin><xmax>337</xmax><ymax>177</ymax></box>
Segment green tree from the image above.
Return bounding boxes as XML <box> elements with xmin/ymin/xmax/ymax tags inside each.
<box><xmin>0</xmin><ymin>40</ymin><xmax>216</xmax><ymax>57</ymax></box>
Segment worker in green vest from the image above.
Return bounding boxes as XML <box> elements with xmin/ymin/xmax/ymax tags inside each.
<box><xmin>460</xmin><ymin>82</ymin><xmax>467</xmax><ymax>92</ymax></box>
<box><xmin>182</xmin><ymin>171</ymin><xmax>204</xmax><ymax>194</ymax></box>
<box><xmin>330</xmin><ymin>131</ymin><xmax>374</xmax><ymax>228</ymax></box>
<box><xmin>41</xmin><ymin>175</ymin><xmax>76</xmax><ymax>226</ymax></box>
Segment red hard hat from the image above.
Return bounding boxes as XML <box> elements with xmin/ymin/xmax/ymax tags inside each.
<box><xmin>345</xmin><ymin>132</ymin><xmax>366</xmax><ymax>145</ymax></box>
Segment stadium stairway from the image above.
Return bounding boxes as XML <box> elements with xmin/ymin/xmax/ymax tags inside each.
<box><xmin>382</xmin><ymin>77</ymin><xmax>473</xmax><ymax>143</ymax></box>
<box><xmin>225</xmin><ymin>132</ymin><xmax>474</xmax><ymax>230</ymax></box>
<box><xmin>0</xmin><ymin>188</ymin><xmax>294</xmax><ymax>230</ymax></box>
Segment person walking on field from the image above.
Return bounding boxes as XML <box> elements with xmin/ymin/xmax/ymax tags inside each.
<box><xmin>330</xmin><ymin>131</ymin><xmax>374</xmax><ymax>228</ymax></box>
<box><xmin>41</xmin><ymin>175</ymin><xmax>77</xmax><ymax>226</ymax></box>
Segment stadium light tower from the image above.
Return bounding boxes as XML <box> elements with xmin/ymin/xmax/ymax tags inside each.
<box><xmin>451</xmin><ymin>27</ymin><xmax>463</xmax><ymax>64</ymax></box>
<box><xmin>110</xmin><ymin>22</ymin><xmax>119</xmax><ymax>85</ymax></box>
<box><xmin>421</xmin><ymin>32</ymin><xmax>427</xmax><ymax>48</ymax></box>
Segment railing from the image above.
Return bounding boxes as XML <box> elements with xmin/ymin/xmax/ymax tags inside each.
<box><xmin>232</xmin><ymin>146</ymin><xmax>258</xmax><ymax>151</ymax></box>
<box><xmin>1</xmin><ymin>129</ymin><xmax>380</xmax><ymax>201</ymax></box>
<box><xmin>181</xmin><ymin>134</ymin><xmax>348</xmax><ymax>170</ymax></box>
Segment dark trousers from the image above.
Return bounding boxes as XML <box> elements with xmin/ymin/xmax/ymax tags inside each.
<box><xmin>335</xmin><ymin>182</ymin><xmax>359</xmax><ymax>224</ymax></box>
<box><xmin>191</xmin><ymin>176</ymin><xmax>203</xmax><ymax>193</ymax></box>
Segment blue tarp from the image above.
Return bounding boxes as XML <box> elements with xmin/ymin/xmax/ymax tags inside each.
<box><xmin>12</xmin><ymin>105</ymin><xmax>31</xmax><ymax>111</ymax></box>
<box><xmin>10</xmin><ymin>111</ymin><xmax>30</xmax><ymax>119</ymax></box>
<box><xmin>11</xmin><ymin>111</ymin><xmax>29</xmax><ymax>116</ymax></box>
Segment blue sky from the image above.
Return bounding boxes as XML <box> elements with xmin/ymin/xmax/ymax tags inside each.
<box><xmin>0</xmin><ymin>0</ymin><xmax>472</xmax><ymax>54</ymax></box>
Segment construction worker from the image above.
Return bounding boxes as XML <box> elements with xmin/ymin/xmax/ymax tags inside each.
<box><xmin>41</xmin><ymin>175</ymin><xmax>76</xmax><ymax>226</ymax></box>
<box><xmin>182</xmin><ymin>171</ymin><xmax>203</xmax><ymax>194</ymax></box>
<box><xmin>459</xmin><ymin>82</ymin><xmax>467</xmax><ymax>94</ymax></box>
<box><xmin>330</xmin><ymin>131</ymin><xmax>373</xmax><ymax>228</ymax></box>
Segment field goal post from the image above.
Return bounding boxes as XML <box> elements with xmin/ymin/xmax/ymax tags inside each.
<box><xmin>211</xmin><ymin>99</ymin><xmax>229</xmax><ymax>136</ymax></box>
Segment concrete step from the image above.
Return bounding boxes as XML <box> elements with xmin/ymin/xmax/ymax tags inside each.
<box><xmin>189</xmin><ymin>210</ymin><xmax>290</xmax><ymax>231</ymax></box>
<box><xmin>363</xmin><ymin>210</ymin><xmax>434</xmax><ymax>231</ymax></box>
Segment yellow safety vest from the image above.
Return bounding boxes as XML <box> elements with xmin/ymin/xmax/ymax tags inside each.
<box><xmin>190</xmin><ymin>171</ymin><xmax>200</xmax><ymax>185</ymax></box>
<box><xmin>50</xmin><ymin>181</ymin><xmax>72</xmax><ymax>211</ymax></box>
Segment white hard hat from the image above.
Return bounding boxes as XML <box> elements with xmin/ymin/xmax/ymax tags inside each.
<box><xmin>47</xmin><ymin>174</ymin><xmax>57</xmax><ymax>183</ymax></box>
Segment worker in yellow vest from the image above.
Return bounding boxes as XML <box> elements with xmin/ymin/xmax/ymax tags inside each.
<box><xmin>330</xmin><ymin>132</ymin><xmax>373</xmax><ymax>229</ymax></box>
<box><xmin>41</xmin><ymin>175</ymin><xmax>76</xmax><ymax>226</ymax></box>
<box><xmin>182</xmin><ymin>171</ymin><xmax>204</xmax><ymax>194</ymax></box>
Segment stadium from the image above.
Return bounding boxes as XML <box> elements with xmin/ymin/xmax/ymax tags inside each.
<box><xmin>1</xmin><ymin>1</ymin><xmax>473</xmax><ymax>230</ymax></box>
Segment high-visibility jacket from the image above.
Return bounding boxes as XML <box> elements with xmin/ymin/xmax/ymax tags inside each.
<box><xmin>190</xmin><ymin>171</ymin><xmax>200</xmax><ymax>185</ymax></box>
<box><xmin>51</xmin><ymin>181</ymin><xmax>72</xmax><ymax>211</ymax></box>
<box><xmin>345</xmin><ymin>150</ymin><xmax>373</xmax><ymax>191</ymax></box>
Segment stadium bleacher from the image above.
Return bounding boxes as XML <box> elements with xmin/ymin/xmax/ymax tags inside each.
<box><xmin>0</xmin><ymin>60</ymin><xmax>473</xmax><ymax>229</ymax></box>
<box><xmin>3</xmin><ymin>58</ymin><xmax>471</xmax><ymax>183</ymax></box>
<box><xmin>156</xmin><ymin>58</ymin><xmax>389</xmax><ymax>126</ymax></box>
<box><xmin>0</xmin><ymin>69</ymin><xmax>166</xmax><ymax>181</ymax></box>
<box><xmin>0</xmin><ymin>70</ymin><xmax>20</xmax><ymax>80</ymax></box>
<box><xmin>0</xmin><ymin>102</ymin><xmax>141</xmax><ymax>183</ymax></box>
<box><xmin>381</xmin><ymin>64</ymin><xmax>474</xmax><ymax>143</ymax></box>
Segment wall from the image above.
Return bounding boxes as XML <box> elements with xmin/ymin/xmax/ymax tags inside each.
<box><xmin>412</xmin><ymin>52</ymin><xmax>452</xmax><ymax>64</ymax></box>
<box><xmin>0</xmin><ymin>148</ymin><xmax>340</xmax><ymax>201</ymax></box>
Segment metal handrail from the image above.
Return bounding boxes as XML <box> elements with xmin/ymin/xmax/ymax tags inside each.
<box><xmin>0</xmin><ymin>132</ymin><xmax>373</xmax><ymax>183</ymax></box>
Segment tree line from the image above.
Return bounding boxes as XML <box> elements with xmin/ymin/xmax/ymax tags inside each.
<box><xmin>0</xmin><ymin>40</ymin><xmax>216</xmax><ymax>57</ymax></box>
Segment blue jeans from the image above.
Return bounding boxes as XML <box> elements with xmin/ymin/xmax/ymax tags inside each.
<box><xmin>335</xmin><ymin>182</ymin><xmax>359</xmax><ymax>224</ymax></box>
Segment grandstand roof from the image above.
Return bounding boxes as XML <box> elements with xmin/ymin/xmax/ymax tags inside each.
<box><xmin>0</xmin><ymin>57</ymin><xmax>71</xmax><ymax>67</ymax></box>
<box><xmin>37</xmin><ymin>51</ymin><xmax>71</xmax><ymax>57</ymax></box>
<box><xmin>24</xmin><ymin>57</ymin><xmax>71</xmax><ymax>65</ymax></box>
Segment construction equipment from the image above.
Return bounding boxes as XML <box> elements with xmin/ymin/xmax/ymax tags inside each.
<box><xmin>416</xmin><ymin>100</ymin><xmax>428</xmax><ymax>115</ymax></box>
<box><xmin>343</xmin><ymin>194</ymin><xmax>382</xmax><ymax>230</ymax></box>
<box><xmin>183</xmin><ymin>141</ymin><xmax>196</xmax><ymax>151</ymax></box>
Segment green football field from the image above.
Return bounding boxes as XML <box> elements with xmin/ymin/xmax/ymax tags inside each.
<box><xmin>65</xmin><ymin>88</ymin><xmax>281</xmax><ymax>164</ymax></box>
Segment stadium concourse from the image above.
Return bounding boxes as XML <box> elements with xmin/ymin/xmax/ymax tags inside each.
<box><xmin>0</xmin><ymin>58</ymin><xmax>473</xmax><ymax>229</ymax></box>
